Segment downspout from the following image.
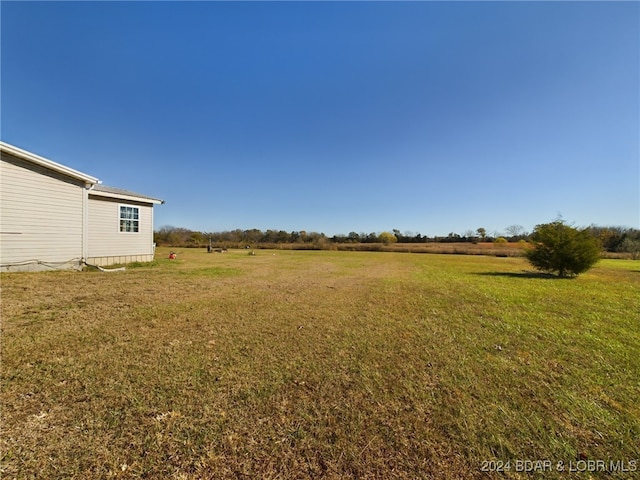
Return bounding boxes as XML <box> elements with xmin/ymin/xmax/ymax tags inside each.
<box><xmin>150</xmin><ymin>200</ymin><xmax>155</xmax><ymax>256</ymax></box>
<box><xmin>83</xmin><ymin>182</ymin><xmax>99</xmax><ymax>266</ymax></box>
<box><xmin>82</xmin><ymin>183</ymin><xmax>90</xmax><ymax>266</ymax></box>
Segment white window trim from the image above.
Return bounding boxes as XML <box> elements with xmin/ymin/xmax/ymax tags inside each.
<box><xmin>119</xmin><ymin>204</ymin><xmax>140</xmax><ymax>234</ymax></box>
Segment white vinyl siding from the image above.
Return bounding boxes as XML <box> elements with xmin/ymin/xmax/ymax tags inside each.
<box><xmin>1</xmin><ymin>152</ymin><xmax>85</xmax><ymax>266</ymax></box>
<box><xmin>88</xmin><ymin>196</ymin><xmax>154</xmax><ymax>258</ymax></box>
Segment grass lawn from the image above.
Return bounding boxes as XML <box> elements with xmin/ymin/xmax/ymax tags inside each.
<box><xmin>2</xmin><ymin>248</ymin><xmax>638</xmax><ymax>479</ymax></box>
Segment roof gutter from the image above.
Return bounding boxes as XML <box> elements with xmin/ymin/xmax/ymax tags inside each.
<box><xmin>88</xmin><ymin>189</ymin><xmax>164</xmax><ymax>205</ymax></box>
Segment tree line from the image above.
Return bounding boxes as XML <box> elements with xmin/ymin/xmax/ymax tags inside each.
<box><xmin>154</xmin><ymin>224</ymin><xmax>640</xmax><ymax>256</ymax></box>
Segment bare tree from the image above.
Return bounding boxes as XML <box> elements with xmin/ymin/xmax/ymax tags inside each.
<box><xmin>505</xmin><ymin>225</ymin><xmax>526</xmax><ymax>239</ymax></box>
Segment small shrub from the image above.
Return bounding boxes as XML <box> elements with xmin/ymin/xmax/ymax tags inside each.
<box><xmin>494</xmin><ymin>237</ymin><xmax>508</xmax><ymax>244</ymax></box>
<box><xmin>525</xmin><ymin>221</ymin><xmax>601</xmax><ymax>277</ymax></box>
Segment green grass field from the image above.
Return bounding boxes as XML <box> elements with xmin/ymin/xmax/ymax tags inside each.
<box><xmin>2</xmin><ymin>248</ymin><xmax>638</xmax><ymax>479</ymax></box>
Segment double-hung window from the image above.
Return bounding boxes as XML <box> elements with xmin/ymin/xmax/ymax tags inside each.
<box><xmin>119</xmin><ymin>205</ymin><xmax>139</xmax><ymax>233</ymax></box>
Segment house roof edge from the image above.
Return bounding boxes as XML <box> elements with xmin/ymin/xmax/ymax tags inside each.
<box><xmin>0</xmin><ymin>141</ymin><xmax>100</xmax><ymax>185</ymax></box>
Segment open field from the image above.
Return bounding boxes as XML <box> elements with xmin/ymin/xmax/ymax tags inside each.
<box><xmin>201</xmin><ymin>242</ymin><xmax>632</xmax><ymax>259</ymax></box>
<box><xmin>335</xmin><ymin>242</ymin><xmax>526</xmax><ymax>256</ymax></box>
<box><xmin>2</xmin><ymin>248</ymin><xmax>639</xmax><ymax>479</ymax></box>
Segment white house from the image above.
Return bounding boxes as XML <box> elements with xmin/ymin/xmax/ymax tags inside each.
<box><xmin>0</xmin><ymin>141</ymin><xmax>163</xmax><ymax>272</ymax></box>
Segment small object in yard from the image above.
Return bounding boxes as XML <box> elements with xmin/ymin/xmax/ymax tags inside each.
<box><xmin>169</xmin><ymin>251</ymin><xmax>177</xmax><ymax>259</ymax></box>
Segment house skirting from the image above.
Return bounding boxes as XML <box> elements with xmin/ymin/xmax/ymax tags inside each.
<box><xmin>1</xmin><ymin>258</ymin><xmax>83</xmax><ymax>273</ymax></box>
<box><xmin>86</xmin><ymin>254</ymin><xmax>155</xmax><ymax>267</ymax></box>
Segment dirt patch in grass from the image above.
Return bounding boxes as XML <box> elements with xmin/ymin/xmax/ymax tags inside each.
<box><xmin>2</xmin><ymin>248</ymin><xmax>639</xmax><ymax>478</ymax></box>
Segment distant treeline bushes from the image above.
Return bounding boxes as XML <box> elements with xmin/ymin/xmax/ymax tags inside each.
<box><xmin>154</xmin><ymin>225</ymin><xmax>640</xmax><ymax>257</ymax></box>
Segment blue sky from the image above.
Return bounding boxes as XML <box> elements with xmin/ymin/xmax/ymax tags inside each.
<box><xmin>2</xmin><ymin>1</ymin><xmax>638</xmax><ymax>237</ymax></box>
